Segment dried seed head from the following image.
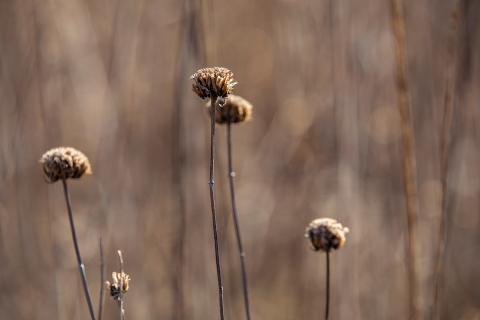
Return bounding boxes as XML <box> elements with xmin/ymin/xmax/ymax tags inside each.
<box><xmin>105</xmin><ymin>271</ymin><xmax>131</xmax><ymax>301</ymax></box>
<box><xmin>39</xmin><ymin>147</ymin><xmax>92</xmax><ymax>183</ymax></box>
<box><xmin>191</xmin><ymin>67</ymin><xmax>237</xmax><ymax>99</ymax></box>
<box><xmin>207</xmin><ymin>94</ymin><xmax>253</xmax><ymax>124</ymax></box>
<box><xmin>305</xmin><ymin>218</ymin><xmax>349</xmax><ymax>252</ymax></box>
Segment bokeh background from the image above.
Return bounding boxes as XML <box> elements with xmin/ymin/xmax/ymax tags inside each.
<box><xmin>0</xmin><ymin>0</ymin><xmax>479</xmax><ymax>319</ymax></box>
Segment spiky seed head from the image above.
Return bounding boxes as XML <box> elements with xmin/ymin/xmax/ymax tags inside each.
<box><xmin>105</xmin><ymin>271</ymin><xmax>131</xmax><ymax>301</ymax></box>
<box><xmin>207</xmin><ymin>94</ymin><xmax>253</xmax><ymax>124</ymax></box>
<box><xmin>39</xmin><ymin>147</ymin><xmax>92</xmax><ymax>183</ymax></box>
<box><xmin>305</xmin><ymin>218</ymin><xmax>349</xmax><ymax>252</ymax></box>
<box><xmin>191</xmin><ymin>67</ymin><xmax>237</xmax><ymax>99</ymax></box>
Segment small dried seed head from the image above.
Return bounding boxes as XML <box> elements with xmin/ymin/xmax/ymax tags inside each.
<box><xmin>105</xmin><ymin>271</ymin><xmax>131</xmax><ymax>301</ymax></box>
<box><xmin>207</xmin><ymin>94</ymin><xmax>253</xmax><ymax>124</ymax></box>
<box><xmin>191</xmin><ymin>67</ymin><xmax>237</xmax><ymax>99</ymax></box>
<box><xmin>39</xmin><ymin>147</ymin><xmax>92</xmax><ymax>183</ymax></box>
<box><xmin>305</xmin><ymin>218</ymin><xmax>349</xmax><ymax>252</ymax></box>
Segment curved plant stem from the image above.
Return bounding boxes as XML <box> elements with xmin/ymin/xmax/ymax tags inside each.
<box><xmin>209</xmin><ymin>96</ymin><xmax>225</xmax><ymax>320</ymax></box>
<box><xmin>61</xmin><ymin>179</ymin><xmax>96</xmax><ymax>320</ymax></box>
<box><xmin>118</xmin><ymin>250</ymin><xmax>126</xmax><ymax>320</ymax></box>
<box><xmin>390</xmin><ymin>0</ymin><xmax>420</xmax><ymax>318</ymax></box>
<box><xmin>227</xmin><ymin>121</ymin><xmax>252</xmax><ymax>320</ymax></box>
<box><xmin>325</xmin><ymin>251</ymin><xmax>330</xmax><ymax>320</ymax></box>
<box><xmin>98</xmin><ymin>238</ymin><xmax>105</xmax><ymax>320</ymax></box>
<box><xmin>432</xmin><ymin>2</ymin><xmax>461</xmax><ymax>318</ymax></box>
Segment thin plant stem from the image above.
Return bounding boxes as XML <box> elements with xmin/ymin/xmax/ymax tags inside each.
<box><xmin>325</xmin><ymin>251</ymin><xmax>330</xmax><ymax>320</ymax></box>
<box><xmin>170</xmin><ymin>0</ymin><xmax>206</xmax><ymax>316</ymax></box>
<box><xmin>171</xmin><ymin>2</ymin><xmax>188</xmax><ymax>315</ymax></box>
<box><xmin>120</xmin><ymin>299</ymin><xmax>125</xmax><ymax>320</ymax></box>
<box><xmin>390</xmin><ymin>0</ymin><xmax>420</xmax><ymax>318</ymax></box>
<box><xmin>118</xmin><ymin>250</ymin><xmax>126</xmax><ymax>320</ymax></box>
<box><xmin>98</xmin><ymin>238</ymin><xmax>105</xmax><ymax>320</ymax></box>
<box><xmin>209</xmin><ymin>96</ymin><xmax>225</xmax><ymax>320</ymax></box>
<box><xmin>61</xmin><ymin>179</ymin><xmax>96</xmax><ymax>320</ymax></box>
<box><xmin>227</xmin><ymin>121</ymin><xmax>252</xmax><ymax>320</ymax></box>
<box><xmin>432</xmin><ymin>2</ymin><xmax>461</xmax><ymax>318</ymax></box>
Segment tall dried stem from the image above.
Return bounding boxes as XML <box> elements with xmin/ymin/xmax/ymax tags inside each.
<box><xmin>432</xmin><ymin>2</ymin><xmax>462</xmax><ymax>318</ymax></box>
<box><xmin>325</xmin><ymin>251</ymin><xmax>330</xmax><ymax>320</ymax></box>
<box><xmin>170</xmin><ymin>0</ymin><xmax>189</xmax><ymax>316</ymax></box>
<box><xmin>98</xmin><ymin>238</ymin><xmax>105</xmax><ymax>320</ymax></box>
<box><xmin>61</xmin><ymin>179</ymin><xmax>96</xmax><ymax>320</ymax></box>
<box><xmin>171</xmin><ymin>1</ymin><xmax>207</xmax><ymax>318</ymax></box>
<box><xmin>117</xmin><ymin>250</ymin><xmax>126</xmax><ymax>320</ymax></box>
<box><xmin>390</xmin><ymin>0</ymin><xmax>420</xmax><ymax>318</ymax></box>
<box><xmin>209</xmin><ymin>96</ymin><xmax>225</xmax><ymax>320</ymax></box>
<box><xmin>227</xmin><ymin>121</ymin><xmax>252</xmax><ymax>320</ymax></box>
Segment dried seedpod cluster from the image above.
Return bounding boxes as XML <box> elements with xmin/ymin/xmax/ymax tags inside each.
<box><xmin>306</xmin><ymin>218</ymin><xmax>349</xmax><ymax>252</ymax></box>
<box><xmin>191</xmin><ymin>67</ymin><xmax>256</xmax><ymax>320</ymax></box>
<box><xmin>40</xmin><ymin>147</ymin><xmax>96</xmax><ymax>320</ymax></box>
<box><xmin>305</xmin><ymin>217</ymin><xmax>349</xmax><ymax>320</ymax></box>
<box><xmin>38</xmin><ymin>63</ymin><xmax>352</xmax><ymax>320</ymax></box>
<box><xmin>106</xmin><ymin>271</ymin><xmax>131</xmax><ymax>301</ymax></box>
<box><xmin>191</xmin><ymin>67</ymin><xmax>237</xmax><ymax>99</ymax></box>
<box><xmin>191</xmin><ymin>66</ymin><xmax>237</xmax><ymax>320</ymax></box>
<box><xmin>208</xmin><ymin>94</ymin><xmax>253</xmax><ymax>124</ymax></box>
<box><xmin>40</xmin><ymin>147</ymin><xmax>92</xmax><ymax>183</ymax></box>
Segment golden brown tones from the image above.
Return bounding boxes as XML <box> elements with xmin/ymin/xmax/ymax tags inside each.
<box><xmin>208</xmin><ymin>94</ymin><xmax>253</xmax><ymax>124</ymax></box>
<box><xmin>106</xmin><ymin>271</ymin><xmax>131</xmax><ymax>301</ymax></box>
<box><xmin>191</xmin><ymin>67</ymin><xmax>237</xmax><ymax>99</ymax></box>
<box><xmin>306</xmin><ymin>218</ymin><xmax>349</xmax><ymax>252</ymax></box>
<box><xmin>39</xmin><ymin>147</ymin><xmax>92</xmax><ymax>183</ymax></box>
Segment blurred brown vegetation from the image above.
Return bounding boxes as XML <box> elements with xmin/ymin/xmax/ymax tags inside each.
<box><xmin>0</xmin><ymin>0</ymin><xmax>479</xmax><ymax>319</ymax></box>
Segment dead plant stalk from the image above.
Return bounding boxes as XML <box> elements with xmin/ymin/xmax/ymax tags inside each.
<box><xmin>390</xmin><ymin>0</ymin><xmax>420</xmax><ymax>318</ymax></box>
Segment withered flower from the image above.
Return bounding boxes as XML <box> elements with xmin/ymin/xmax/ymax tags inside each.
<box><xmin>191</xmin><ymin>67</ymin><xmax>237</xmax><ymax>99</ymax></box>
<box><xmin>39</xmin><ymin>147</ymin><xmax>92</xmax><ymax>183</ymax></box>
<box><xmin>207</xmin><ymin>94</ymin><xmax>253</xmax><ymax>124</ymax></box>
<box><xmin>305</xmin><ymin>218</ymin><xmax>349</xmax><ymax>252</ymax></box>
<box><xmin>106</xmin><ymin>271</ymin><xmax>131</xmax><ymax>301</ymax></box>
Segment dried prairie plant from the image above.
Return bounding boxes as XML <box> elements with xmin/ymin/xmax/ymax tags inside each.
<box><xmin>390</xmin><ymin>0</ymin><xmax>420</xmax><ymax>318</ymax></box>
<box><xmin>39</xmin><ymin>147</ymin><xmax>96</xmax><ymax>320</ymax></box>
<box><xmin>207</xmin><ymin>94</ymin><xmax>253</xmax><ymax>125</ymax></box>
<box><xmin>98</xmin><ymin>238</ymin><xmax>105</xmax><ymax>320</ymax></box>
<box><xmin>207</xmin><ymin>94</ymin><xmax>253</xmax><ymax>320</ymax></box>
<box><xmin>170</xmin><ymin>3</ymin><xmax>206</xmax><ymax>317</ymax></box>
<box><xmin>191</xmin><ymin>66</ymin><xmax>237</xmax><ymax>320</ymax></box>
<box><xmin>306</xmin><ymin>218</ymin><xmax>349</xmax><ymax>320</ymax></box>
<box><xmin>106</xmin><ymin>250</ymin><xmax>131</xmax><ymax>320</ymax></box>
<box><xmin>432</xmin><ymin>1</ymin><xmax>462</xmax><ymax>318</ymax></box>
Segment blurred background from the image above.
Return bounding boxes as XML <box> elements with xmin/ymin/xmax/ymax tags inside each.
<box><xmin>0</xmin><ymin>0</ymin><xmax>479</xmax><ymax>319</ymax></box>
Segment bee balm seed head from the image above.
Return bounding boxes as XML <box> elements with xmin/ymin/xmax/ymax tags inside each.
<box><xmin>305</xmin><ymin>218</ymin><xmax>349</xmax><ymax>252</ymax></box>
<box><xmin>39</xmin><ymin>147</ymin><xmax>92</xmax><ymax>183</ymax></box>
<box><xmin>191</xmin><ymin>67</ymin><xmax>237</xmax><ymax>99</ymax></box>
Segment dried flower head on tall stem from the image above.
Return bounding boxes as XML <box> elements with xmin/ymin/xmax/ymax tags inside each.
<box><xmin>39</xmin><ymin>147</ymin><xmax>96</xmax><ymax>320</ymax></box>
<box><xmin>106</xmin><ymin>250</ymin><xmax>131</xmax><ymax>320</ymax></box>
<box><xmin>40</xmin><ymin>147</ymin><xmax>92</xmax><ymax>183</ymax></box>
<box><xmin>207</xmin><ymin>94</ymin><xmax>254</xmax><ymax>320</ymax></box>
<box><xmin>306</xmin><ymin>218</ymin><xmax>349</xmax><ymax>320</ymax></box>
<box><xmin>207</xmin><ymin>94</ymin><xmax>253</xmax><ymax>124</ymax></box>
<box><xmin>306</xmin><ymin>218</ymin><xmax>349</xmax><ymax>252</ymax></box>
<box><xmin>191</xmin><ymin>67</ymin><xmax>237</xmax><ymax>99</ymax></box>
<box><xmin>191</xmin><ymin>66</ymin><xmax>237</xmax><ymax>320</ymax></box>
